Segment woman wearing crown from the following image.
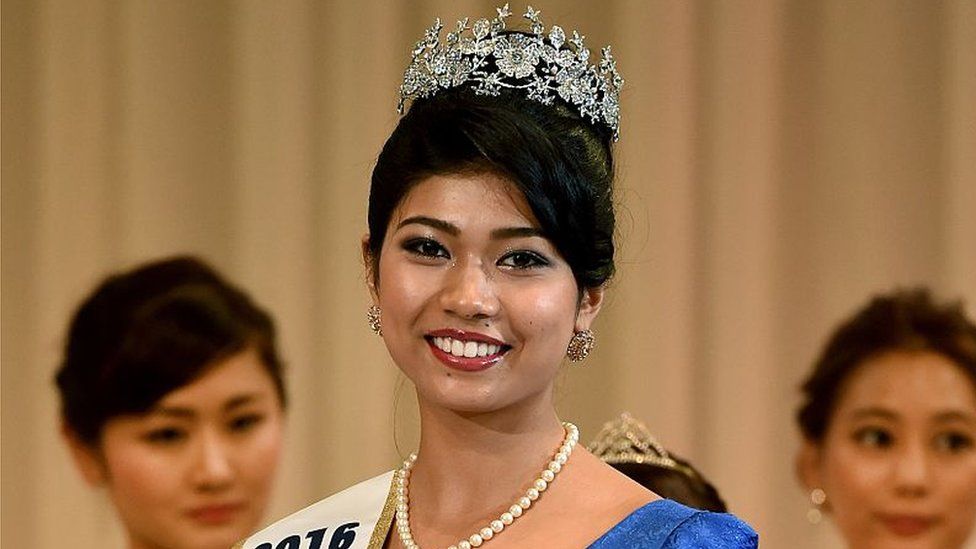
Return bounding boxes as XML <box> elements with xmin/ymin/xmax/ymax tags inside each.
<box><xmin>237</xmin><ymin>5</ymin><xmax>758</xmax><ymax>549</ymax></box>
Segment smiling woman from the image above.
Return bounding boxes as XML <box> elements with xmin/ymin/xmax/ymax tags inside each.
<box><xmin>55</xmin><ymin>256</ymin><xmax>287</xmax><ymax>549</ymax></box>
<box><xmin>238</xmin><ymin>5</ymin><xmax>756</xmax><ymax>549</ymax></box>
<box><xmin>796</xmin><ymin>288</ymin><xmax>976</xmax><ymax>549</ymax></box>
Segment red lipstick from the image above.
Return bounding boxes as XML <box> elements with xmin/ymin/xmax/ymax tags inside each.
<box><xmin>426</xmin><ymin>329</ymin><xmax>509</xmax><ymax>372</ymax></box>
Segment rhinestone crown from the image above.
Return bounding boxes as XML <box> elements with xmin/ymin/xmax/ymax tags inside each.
<box><xmin>398</xmin><ymin>4</ymin><xmax>624</xmax><ymax>140</ymax></box>
<box><xmin>587</xmin><ymin>412</ymin><xmax>682</xmax><ymax>471</ymax></box>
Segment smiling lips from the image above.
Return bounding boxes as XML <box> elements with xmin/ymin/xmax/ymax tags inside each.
<box><xmin>426</xmin><ymin>329</ymin><xmax>509</xmax><ymax>371</ymax></box>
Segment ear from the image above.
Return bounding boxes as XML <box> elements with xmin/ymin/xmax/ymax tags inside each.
<box><xmin>61</xmin><ymin>423</ymin><xmax>107</xmax><ymax>487</ymax></box>
<box><xmin>795</xmin><ymin>438</ymin><xmax>823</xmax><ymax>493</ymax></box>
<box><xmin>575</xmin><ymin>285</ymin><xmax>605</xmax><ymax>331</ymax></box>
<box><xmin>362</xmin><ymin>234</ymin><xmax>379</xmax><ymax>303</ymax></box>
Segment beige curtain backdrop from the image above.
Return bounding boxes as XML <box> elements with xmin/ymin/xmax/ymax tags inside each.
<box><xmin>3</xmin><ymin>1</ymin><xmax>974</xmax><ymax>548</ymax></box>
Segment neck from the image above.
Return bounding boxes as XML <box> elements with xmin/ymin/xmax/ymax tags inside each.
<box><xmin>407</xmin><ymin>396</ymin><xmax>566</xmax><ymax>518</ymax></box>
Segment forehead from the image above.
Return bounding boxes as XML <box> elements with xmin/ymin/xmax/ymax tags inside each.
<box><xmin>154</xmin><ymin>347</ymin><xmax>276</xmax><ymax>410</ymax></box>
<box><xmin>391</xmin><ymin>172</ymin><xmax>539</xmax><ymax>230</ymax></box>
<box><xmin>835</xmin><ymin>350</ymin><xmax>976</xmax><ymax>417</ymax></box>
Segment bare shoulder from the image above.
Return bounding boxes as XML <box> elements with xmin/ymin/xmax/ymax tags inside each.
<box><xmin>568</xmin><ymin>448</ymin><xmax>659</xmax><ymax>515</ymax></box>
<box><xmin>492</xmin><ymin>449</ymin><xmax>659</xmax><ymax>548</ymax></box>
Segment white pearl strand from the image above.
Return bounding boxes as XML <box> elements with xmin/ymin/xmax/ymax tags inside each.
<box><xmin>394</xmin><ymin>422</ymin><xmax>579</xmax><ymax>549</ymax></box>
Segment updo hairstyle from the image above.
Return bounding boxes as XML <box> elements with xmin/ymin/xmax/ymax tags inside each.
<box><xmin>796</xmin><ymin>287</ymin><xmax>976</xmax><ymax>442</ymax></box>
<box><xmin>55</xmin><ymin>255</ymin><xmax>286</xmax><ymax>445</ymax></box>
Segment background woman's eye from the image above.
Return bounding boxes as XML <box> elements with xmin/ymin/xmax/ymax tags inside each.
<box><xmin>853</xmin><ymin>427</ymin><xmax>893</xmax><ymax>449</ymax></box>
<box><xmin>934</xmin><ymin>432</ymin><xmax>974</xmax><ymax>453</ymax></box>
<box><xmin>229</xmin><ymin>414</ymin><xmax>264</xmax><ymax>433</ymax></box>
<box><xmin>499</xmin><ymin>250</ymin><xmax>549</xmax><ymax>269</ymax></box>
<box><xmin>404</xmin><ymin>238</ymin><xmax>449</xmax><ymax>259</ymax></box>
<box><xmin>145</xmin><ymin>427</ymin><xmax>186</xmax><ymax>445</ymax></box>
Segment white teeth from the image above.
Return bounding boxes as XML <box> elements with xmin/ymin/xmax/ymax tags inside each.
<box><xmin>431</xmin><ymin>336</ymin><xmax>503</xmax><ymax>358</ymax></box>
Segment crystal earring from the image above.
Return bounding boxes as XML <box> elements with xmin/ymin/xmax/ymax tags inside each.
<box><xmin>807</xmin><ymin>488</ymin><xmax>827</xmax><ymax>524</ymax></box>
<box><xmin>367</xmin><ymin>305</ymin><xmax>382</xmax><ymax>336</ymax></box>
<box><xmin>566</xmin><ymin>329</ymin><xmax>595</xmax><ymax>362</ymax></box>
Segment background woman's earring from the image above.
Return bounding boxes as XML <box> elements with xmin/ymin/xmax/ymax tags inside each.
<box><xmin>807</xmin><ymin>488</ymin><xmax>827</xmax><ymax>524</ymax></box>
<box><xmin>566</xmin><ymin>329</ymin><xmax>595</xmax><ymax>362</ymax></box>
<box><xmin>367</xmin><ymin>305</ymin><xmax>382</xmax><ymax>336</ymax></box>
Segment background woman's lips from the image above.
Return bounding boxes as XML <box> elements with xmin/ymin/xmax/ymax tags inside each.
<box><xmin>186</xmin><ymin>503</ymin><xmax>244</xmax><ymax>525</ymax></box>
<box><xmin>878</xmin><ymin>514</ymin><xmax>937</xmax><ymax>537</ymax></box>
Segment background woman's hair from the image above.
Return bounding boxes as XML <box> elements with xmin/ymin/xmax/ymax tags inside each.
<box><xmin>796</xmin><ymin>287</ymin><xmax>976</xmax><ymax>441</ymax></box>
<box><xmin>610</xmin><ymin>457</ymin><xmax>728</xmax><ymax>513</ymax></box>
<box><xmin>368</xmin><ymin>84</ymin><xmax>616</xmax><ymax>293</ymax></box>
<box><xmin>55</xmin><ymin>255</ymin><xmax>286</xmax><ymax>445</ymax></box>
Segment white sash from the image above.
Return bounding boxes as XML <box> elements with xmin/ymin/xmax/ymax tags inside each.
<box><xmin>235</xmin><ymin>471</ymin><xmax>396</xmax><ymax>549</ymax></box>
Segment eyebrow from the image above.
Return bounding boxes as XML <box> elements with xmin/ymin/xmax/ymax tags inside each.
<box><xmin>396</xmin><ymin>216</ymin><xmax>544</xmax><ymax>240</ymax></box>
<box><xmin>398</xmin><ymin>216</ymin><xmax>458</xmax><ymax>235</ymax></box>
<box><xmin>849</xmin><ymin>407</ymin><xmax>899</xmax><ymax>421</ymax></box>
<box><xmin>847</xmin><ymin>407</ymin><xmax>976</xmax><ymax>425</ymax></box>
<box><xmin>932</xmin><ymin>410</ymin><xmax>976</xmax><ymax>425</ymax></box>
<box><xmin>151</xmin><ymin>393</ymin><xmax>264</xmax><ymax>418</ymax></box>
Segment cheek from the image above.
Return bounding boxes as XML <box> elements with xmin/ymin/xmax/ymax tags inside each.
<box><xmin>240</xmin><ymin>419</ymin><xmax>285</xmax><ymax>491</ymax></box>
<box><xmin>821</xmin><ymin>443</ymin><xmax>888</xmax><ymax>510</ymax></box>
<box><xmin>103</xmin><ymin>446</ymin><xmax>179</xmax><ymax>510</ymax></box>
<box><xmin>377</xmin><ymin>260</ymin><xmax>437</xmax><ymax>320</ymax></box>
<box><xmin>507</xmin><ymin>281</ymin><xmax>578</xmax><ymax>327</ymax></box>
<box><xmin>939</xmin><ymin>456</ymin><xmax>976</xmax><ymax>508</ymax></box>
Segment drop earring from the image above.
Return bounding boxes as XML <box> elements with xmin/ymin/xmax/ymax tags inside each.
<box><xmin>367</xmin><ymin>305</ymin><xmax>382</xmax><ymax>336</ymax></box>
<box><xmin>807</xmin><ymin>488</ymin><xmax>827</xmax><ymax>524</ymax></box>
<box><xmin>566</xmin><ymin>329</ymin><xmax>595</xmax><ymax>362</ymax></box>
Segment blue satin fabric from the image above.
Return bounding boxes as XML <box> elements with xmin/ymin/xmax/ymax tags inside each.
<box><xmin>587</xmin><ymin>499</ymin><xmax>758</xmax><ymax>548</ymax></box>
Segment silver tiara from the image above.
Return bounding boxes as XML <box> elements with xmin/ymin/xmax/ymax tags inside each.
<box><xmin>398</xmin><ymin>4</ymin><xmax>623</xmax><ymax>140</ymax></box>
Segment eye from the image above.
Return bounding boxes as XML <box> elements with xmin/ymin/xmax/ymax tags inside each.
<box><xmin>403</xmin><ymin>237</ymin><xmax>450</xmax><ymax>261</ymax></box>
<box><xmin>144</xmin><ymin>427</ymin><xmax>187</xmax><ymax>445</ymax></box>
<box><xmin>498</xmin><ymin>250</ymin><xmax>550</xmax><ymax>270</ymax></box>
<box><xmin>228</xmin><ymin>414</ymin><xmax>264</xmax><ymax>433</ymax></box>
<box><xmin>853</xmin><ymin>427</ymin><xmax>894</xmax><ymax>449</ymax></box>
<box><xmin>934</xmin><ymin>431</ymin><xmax>974</xmax><ymax>454</ymax></box>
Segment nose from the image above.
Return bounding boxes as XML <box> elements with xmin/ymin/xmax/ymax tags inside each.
<box><xmin>439</xmin><ymin>258</ymin><xmax>499</xmax><ymax>320</ymax></box>
<box><xmin>892</xmin><ymin>440</ymin><xmax>930</xmax><ymax>498</ymax></box>
<box><xmin>191</xmin><ymin>430</ymin><xmax>234</xmax><ymax>491</ymax></box>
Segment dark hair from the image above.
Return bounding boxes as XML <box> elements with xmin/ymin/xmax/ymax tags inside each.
<box><xmin>368</xmin><ymin>82</ymin><xmax>616</xmax><ymax>293</ymax></box>
<box><xmin>611</xmin><ymin>457</ymin><xmax>728</xmax><ymax>513</ymax></box>
<box><xmin>797</xmin><ymin>287</ymin><xmax>976</xmax><ymax>441</ymax></box>
<box><xmin>55</xmin><ymin>256</ymin><xmax>286</xmax><ymax>445</ymax></box>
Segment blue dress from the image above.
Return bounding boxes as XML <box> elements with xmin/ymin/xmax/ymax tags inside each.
<box><xmin>588</xmin><ymin>499</ymin><xmax>758</xmax><ymax>548</ymax></box>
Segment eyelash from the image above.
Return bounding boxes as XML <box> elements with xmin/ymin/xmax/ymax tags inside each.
<box><xmin>934</xmin><ymin>432</ymin><xmax>975</xmax><ymax>453</ymax></box>
<box><xmin>229</xmin><ymin>414</ymin><xmax>264</xmax><ymax>432</ymax></box>
<box><xmin>498</xmin><ymin>250</ymin><xmax>550</xmax><ymax>270</ymax></box>
<box><xmin>853</xmin><ymin>427</ymin><xmax>893</xmax><ymax>449</ymax></box>
<box><xmin>403</xmin><ymin>237</ymin><xmax>449</xmax><ymax>260</ymax></box>
<box><xmin>852</xmin><ymin>427</ymin><xmax>976</xmax><ymax>454</ymax></box>
<box><xmin>142</xmin><ymin>414</ymin><xmax>265</xmax><ymax>444</ymax></box>
<box><xmin>401</xmin><ymin>237</ymin><xmax>551</xmax><ymax>270</ymax></box>
<box><xmin>144</xmin><ymin>427</ymin><xmax>186</xmax><ymax>445</ymax></box>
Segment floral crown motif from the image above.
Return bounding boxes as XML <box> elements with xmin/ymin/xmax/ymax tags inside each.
<box><xmin>398</xmin><ymin>4</ymin><xmax>623</xmax><ymax>140</ymax></box>
<box><xmin>588</xmin><ymin>412</ymin><xmax>689</xmax><ymax>474</ymax></box>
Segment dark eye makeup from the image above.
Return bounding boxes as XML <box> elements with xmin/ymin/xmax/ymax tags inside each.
<box><xmin>402</xmin><ymin>237</ymin><xmax>450</xmax><ymax>260</ymax></box>
<box><xmin>498</xmin><ymin>250</ymin><xmax>550</xmax><ymax>270</ymax></box>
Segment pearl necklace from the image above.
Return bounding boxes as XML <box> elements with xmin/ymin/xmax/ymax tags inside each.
<box><xmin>394</xmin><ymin>422</ymin><xmax>579</xmax><ymax>549</ymax></box>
